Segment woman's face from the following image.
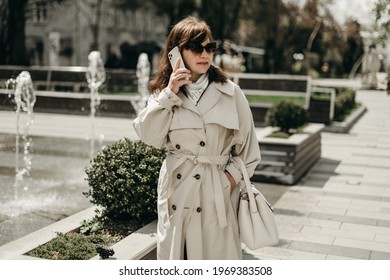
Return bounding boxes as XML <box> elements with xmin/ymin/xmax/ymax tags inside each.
<box><xmin>182</xmin><ymin>39</ymin><xmax>214</xmax><ymax>82</ymax></box>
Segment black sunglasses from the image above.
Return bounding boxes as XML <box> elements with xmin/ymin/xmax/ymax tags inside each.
<box><xmin>186</xmin><ymin>41</ymin><xmax>217</xmax><ymax>54</ymax></box>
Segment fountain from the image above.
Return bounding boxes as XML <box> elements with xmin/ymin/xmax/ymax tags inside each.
<box><xmin>0</xmin><ymin>54</ymin><xmax>107</xmax><ymax>246</ymax></box>
<box><xmin>86</xmin><ymin>51</ymin><xmax>106</xmax><ymax>158</ymax></box>
<box><xmin>131</xmin><ymin>52</ymin><xmax>150</xmax><ymax>115</ymax></box>
<box><xmin>0</xmin><ymin>69</ymin><xmax>94</xmax><ymax>247</ymax></box>
<box><xmin>5</xmin><ymin>71</ymin><xmax>36</xmax><ymax>192</ymax></box>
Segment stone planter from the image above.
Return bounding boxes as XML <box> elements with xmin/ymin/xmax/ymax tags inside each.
<box><xmin>322</xmin><ymin>104</ymin><xmax>367</xmax><ymax>133</ymax></box>
<box><xmin>0</xmin><ymin>206</ymin><xmax>157</xmax><ymax>260</ymax></box>
<box><xmin>253</xmin><ymin>123</ymin><xmax>324</xmax><ymax>185</ymax></box>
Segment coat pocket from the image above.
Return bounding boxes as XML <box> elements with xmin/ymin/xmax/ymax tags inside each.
<box><xmin>218</xmin><ymin>170</ymin><xmax>232</xmax><ymax>201</ymax></box>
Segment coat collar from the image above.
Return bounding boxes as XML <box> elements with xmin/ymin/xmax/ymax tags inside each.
<box><xmin>213</xmin><ymin>80</ymin><xmax>236</xmax><ymax>96</ymax></box>
<box><xmin>178</xmin><ymin>80</ymin><xmax>235</xmax><ymax>115</ymax></box>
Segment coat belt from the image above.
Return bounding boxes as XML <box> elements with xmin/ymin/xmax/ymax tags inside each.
<box><xmin>168</xmin><ymin>152</ymin><xmax>230</xmax><ymax>229</ymax></box>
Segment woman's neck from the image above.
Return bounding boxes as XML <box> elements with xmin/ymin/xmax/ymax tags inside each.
<box><xmin>190</xmin><ymin>73</ymin><xmax>201</xmax><ymax>83</ymax></box>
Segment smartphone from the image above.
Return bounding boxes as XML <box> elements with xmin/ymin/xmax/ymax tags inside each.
<box><xmin>168</xmin><ymin>46</ymin><xmax>186</xmax><ymax>70</ymax></box>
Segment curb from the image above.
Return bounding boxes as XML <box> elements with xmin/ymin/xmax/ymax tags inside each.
<box><xmin>322</xmin><ymin>105</ymin><xmax>367</xmax><ymax>133</ymax></box>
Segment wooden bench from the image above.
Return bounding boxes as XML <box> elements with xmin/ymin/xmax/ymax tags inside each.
<box><xmin>0</xmin><ymin>65</ymin><xmax>139</xmax><ymax>117</ymax></box>
<box><xmin>228</xmin><ymin>73</ymin><xmax>312</xmax><ymax>127</ymax></box>
<box><xmin>229</xmin><ymin>73</ymin><xmax>312</xmax><ymax>109</ymax></box>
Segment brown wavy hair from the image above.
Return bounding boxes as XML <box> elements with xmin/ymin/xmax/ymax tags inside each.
<box><xmin>149</xmin><ymin>16</ymin><xmax>228</xmax><ymax>93</ymax></box>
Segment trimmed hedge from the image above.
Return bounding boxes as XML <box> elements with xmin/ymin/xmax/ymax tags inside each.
<box><xmin>265</xmin><ymin>100</ymin><xmax>308</xmax><ymax>133</ymax></box>
<box><xmin>84</xmin><ymin>139</ymin><xmax>166</xmax><ymax>222</ymax></box>
<box><xmin>334</xmin><ymin>89</ymin><xmax>356</xmax><ymax>121</ymax></box>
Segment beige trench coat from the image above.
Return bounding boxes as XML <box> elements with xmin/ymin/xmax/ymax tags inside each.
<box><xmin>133</xmin><ymin>80</ymin><xmax>261</xmax><ymax>260</ymax></box>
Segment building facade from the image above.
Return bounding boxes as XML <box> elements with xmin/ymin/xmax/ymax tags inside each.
<box><xmin>26</xmin><ymin>0</ymin><xmax>169</xmax><ymax>69</ymax></box>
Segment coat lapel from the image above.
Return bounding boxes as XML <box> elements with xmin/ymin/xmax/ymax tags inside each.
<box><xmin>197</xmin><ymin>81</ymin><xmax>235</xmax><ymax>116</ymax></box>
<box><xmin>177</xmin><ymin>90</ymin><xmax>199</xmax><ymax>115</ymax></box>
<box><xmin>177</xmin><ymin>81</ymin><xmax>236</xmax><ymax>117</ymax></box>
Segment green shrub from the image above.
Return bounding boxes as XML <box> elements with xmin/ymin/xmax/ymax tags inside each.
<box><xmin>265</xmin><ymin>100</ymin><xmax>308</xmax><ymax>133</ymax></box>
<box><xmin>26</xmin><ymin>232</ymin><xmax>118</xmax><ymax>260</ymax></box>
<box><xmin>25</xmin><ymin>139</ymin><xmax>166</xmax><ymax>260</ymax></box>
<box><xmin>334</xmin><ymin>89</ymin><xmax>356</xmax><ymax>121</ymax></box>
<box><xmin>84</xmin><ymin>138</ymin><xmax>166</xmax><ymax>223</ymax></box>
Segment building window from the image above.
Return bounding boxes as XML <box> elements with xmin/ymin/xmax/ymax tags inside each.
<box><xmin>32</xmin><ymin>0</ymin><xmax>48</xmax><ymax>23</ymax></box>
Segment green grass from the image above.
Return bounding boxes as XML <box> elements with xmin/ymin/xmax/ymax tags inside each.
<box><xmin>245</xmin><ymin>94</ymin><xmax>306</xmax><ymax>106</ymax></box>
<box><xmin>311</xmin><ymin>91</ymin><xmax>331</xmax><ymax>101</ymax></box>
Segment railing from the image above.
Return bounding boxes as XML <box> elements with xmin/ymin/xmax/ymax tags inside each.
<box><xmin>0</xmin><ymin>65</ymin><xmax>137</xmax><ymax>94</ymax></box>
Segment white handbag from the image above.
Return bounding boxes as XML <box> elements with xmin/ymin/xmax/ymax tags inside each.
<box><xmin>235</xmin><ymin>157</ymin><xmax>279</xmax><ymax>250</ymax></box>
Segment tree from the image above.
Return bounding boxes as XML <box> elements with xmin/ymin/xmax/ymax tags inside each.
<box><xmin>238</xmin><ymin>0</ymin><xmax>284</xmax><ymax>73</ymax></box>
<box><xmin>79</xmin><ymin>0</ymin><xmax>144</xmax><ymax>51</ymax></box>
<box><xmin>242</xmin><ymin>0</ymin><xmax>345</xmax><ymax>76</ymax></box>
<box><xmin>145</xmin><ymin>0</ymin><xmax>242</xmax><ymax>42</ymax></box>
<box><xmin>343</xmin><ymin>20</ymin><xmax>364</xmax><ymax>76</ymax></box>
<box><xmin>78</xmin><ymin>0</ymin><xmax>104</xmax><ymax>51</ymax></box>
<box><xmin>0</xmin><ymin>0</ymin><xmax>69</xmax><ymax>65</ymax></box>
<box><xmin>373</xmin><ymin>0</ymin><xmax>390</xmax><ymax>43</ymax></box>
<box><xmin>198</xmin><ymin>0</ymin><xmax>242</xmax><ymax>42</ymax></box>
<box><xmin>149</xmin><ymin>0</ymin><xmax>196</xmax><ymax>32</ymax></box>
<box><xmin>0</xmin><ymin>0</ymin><xmax>29</xmax><ymax>65</ymax></box>
<box><xmin>0</xmin><ymin>0</ymin><xmax>144</xmax><ymax>65</ymax></box>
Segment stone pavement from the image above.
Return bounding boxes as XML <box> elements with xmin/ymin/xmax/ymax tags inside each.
<box><xmin>1</xmin><ymin>85</ymin><xmax>389</xmax><ymax>260</ymax></box>
<box><xmin>245</xmin><ymin>88</ymin><xmax>390</xmax><ymax>260</ymax></box>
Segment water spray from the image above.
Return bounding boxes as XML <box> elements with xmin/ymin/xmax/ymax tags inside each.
<box><xmin>86</xmin><ymin>51</ymin><xmax>106</xmax><ymax>158</ymax></box>
<box><xmin>6</xmin><ymin>71</ymin><xmax>36</xmax><ymax>190</ymax></box>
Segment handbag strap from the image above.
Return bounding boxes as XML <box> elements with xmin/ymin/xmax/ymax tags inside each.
<box><xmin>233</xmin><ymin>156</ymin><xmax>259</xmax><ymax>213</ymax></box>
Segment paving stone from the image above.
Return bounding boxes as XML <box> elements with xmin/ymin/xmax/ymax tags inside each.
<box><xmin>346</xmin><ymin>209</ymin><xmax>390</xmax><ymax>222</ymax></box>
<box><xmin>325</xmin><ymin>254</ymin><xmax>360</xmax><ymax>260</ymax></box>
<box><xmin>309</xmin><ymin>212</ymin><xmax>379</xmax><ymax>226</ymax></box>
<box><xmin>328</xmin><ymin>244</ymin><xmax>371</xmax><ymax>259</ymax></box>
<box><xmin>276</xmin><ymin>214</ymin><xmax>342</xmax><ymax>229</ymax></box>
<box><xmin>377</xmin><ymin>220</ymin><xmax>390</xmax><ymax>228</ymax></box>
<box><xmin>333</xmin><ymin>237</ymin><xmax>390</xmax><ymax>253</ymax></box>
<box><xmin>274</xmin><ymin>208</ymin><xmax>307</xmax><ymax>217</ymax></box>
<box><xmin>370</xmin><ymin>251</ymin><xmax>390</xmax><ymax>260</ymax></box>
<box><xmin>375</xmin><ymin>233</ymin><xmax>390</xmax><ymax>244</ymax></box>
<box><xmin>287</xmin><ymin>240</ymin><xmax>371</xmax><ymax>260</ymax></box>
<box><xmin>243</xmin><ymin>246</ymin><xmax>327</xmax><ymax>260</ymax></box>
<box><xmin>340</xmin><ymin>222</ymin><xmax>390</xmax><ymax>236</ymax></box>
<box><xmin>300</xmin><ymin>225</ymin><xmax>375</xmax><ymax>241</ymax></box>
<box><xmin>287</xmin><ymin>240</ymin><xmax>331</xmax><ymax>255</ymax></box>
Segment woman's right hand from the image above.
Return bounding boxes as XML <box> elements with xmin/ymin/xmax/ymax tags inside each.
<box><xmin>167</xmin><ymin>58</ymin><xmax>192</xmax><ymax>94</ymax></box>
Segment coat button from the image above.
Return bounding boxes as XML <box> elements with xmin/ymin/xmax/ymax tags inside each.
<box><xmin>175</xmin><ymin>144</ymin><xmax>181</xmax><ymax>149</ymax></box>
<box><xmin>194</xmin><ymin>174</ymin><xmax>201</xmax><ymax>180</ymax></box>
<box><xmin>172</xmin><ymin>205</ymin><xmax>176</xmax><ymax>210</ymax></box>
<box><xmin>196</xmin><ymin>207</ymin><xmax>202</xmax><ymax>212</ymax></box>
<box><xmin>200</xmin><ymin>141</ymin><xmax>205</xmax><ymax>147</ymax></box>
<box><xmin>176</xmin><ymin>173</ymin><xmax>182</xmax><ymax>179</ymax></box>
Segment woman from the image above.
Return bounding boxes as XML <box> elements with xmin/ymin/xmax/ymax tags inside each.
<box><xmin>133</xmin><ymin>16</ymin><xmax>261</xmax><ymax>260</ymax></box>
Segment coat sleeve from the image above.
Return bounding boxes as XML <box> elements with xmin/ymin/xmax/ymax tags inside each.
<box><xmin>132</xmin><ymin>87</ymin><xmax>183</xmax><ymax>149</ymax></box>
<box><xmin>225</xmin><ymin>85</ymin><xmax>261</xmax><ymax>184</ymax></box>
